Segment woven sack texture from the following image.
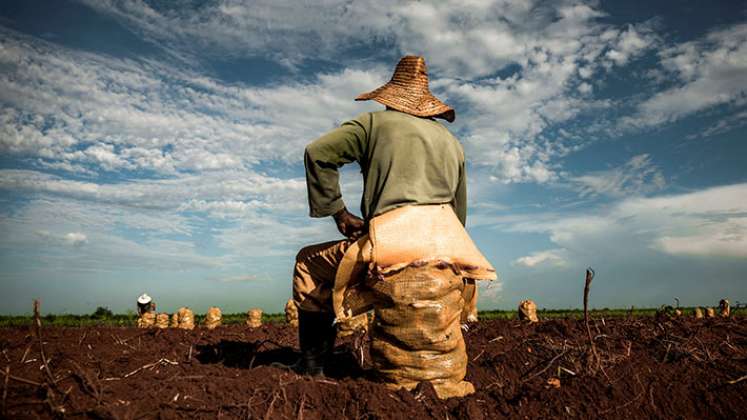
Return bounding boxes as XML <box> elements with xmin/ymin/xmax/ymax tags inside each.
<box><xmin>285</xmin><ymin>299</ymin><xmax>299</xmax><ymax>328</ymax></box>
<box><xmin>369</xmin><ymin>260</ymin><xmax>474</xmax><ymax>399</ymax></box>
<box><xmin>204</xmin><ymin>306</ymin><xmax>222</xmax><ymax>329</ymax></box>
<box><xmin>518</xmin><ymin>300</ymin><xmax>539</xmax><ymax>322</ymax></box>
<box><xmin>246</xmin><ymin>308</ymin><xmax>263</xmax><ymax>328</ymax></box>
<box><xmin>137</xmin><ymin>311</ymin><xmax>156</xmax><ymax>328</ymax></box>
<box><xmin>176</xmin><ymin>307</ymin><xmax>195</xmax><ymax>330</ymax></box>
<box><xmin>155</xmin><ymin>313</ymin><xmax>170</xmax><ymax>329</ymax></box>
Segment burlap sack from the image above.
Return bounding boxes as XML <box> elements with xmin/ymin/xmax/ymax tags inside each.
<box><xmin>673</xmin><ymin>308</ymin><xmax>683</xmax><ymax>317</ymax></box>
<box><xmin>246</xmin><ymin>308</ymin><xmax>262</xmax><ymax>328</ymax></box>
<box><xmin>368</xmin><ymin>260</ymin><xmax>474</xmax><ymax>399</ymax></box>
<box><xmin>518</xmin><ymin>300</ymin><xmax>539</xmax><ymax>322</ymax></box>
<box><xmin>694</xmin><ymin>307</ymin><xmax>704</xmax><ymax>319</ymax></box>
<box><xmin>332</xmin><ymin>205</ymin><xmax>497</xmax><ymax>400</ymax></box>
<box><xmin>337</xmin><ymin>312</ymin><xmax>369</xmax><ymax>338</ymax></box>
<box><xmin>155</xmin><ymin>313</ymin><xmax>170</xmax><ymax>329</ymax></box>
<box><xmin>137</xmin><ymin>311</ymin><xmax>156</xmax><ymax>328</ymax></box>
<box><xmin>204</xmin><ymin>306</ymin><xmax>222</xmax><ymax>329</ymax></box>
<box><xmin>176</xmin><ymin>307</ymin><xmax>195</xmax><ymax>330</ymax></box>
<box><xmin>170</xmin><ymin>313</ymin><xmax>179</xmax><ymax>327</ymax></box>
<box><xmin>719</xmin><ymin>299</ymin><xmax>730</xmax><ymax>318</ymax></box>
<box><xmin>705</xmin><ymin>307</ymin><xmax>716</xmax><ymax>318</ymax></box>
<box><xmin>285</xmin><ymin>299</ymin><xmax>299</xmax><ymax>328</ymax></box>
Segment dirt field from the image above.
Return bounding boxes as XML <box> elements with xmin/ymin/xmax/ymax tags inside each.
<box><xmin>1</xmin><ymin>316</ymin><xmax>745</xmax><ymax>419</ymax></box>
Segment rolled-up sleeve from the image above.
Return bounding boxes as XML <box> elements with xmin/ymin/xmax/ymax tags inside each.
<box><xmin>304</xmin><ymin>115</ymin><xmax>369</xmax><ymax>218</ymax></box>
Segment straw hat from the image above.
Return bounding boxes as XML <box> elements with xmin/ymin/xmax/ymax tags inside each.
<box><xmin>137</xmin><ymin>293</ymin><xmax>152</xmax><ymax>304</ymax></box>
<box><xmin>356</xmin><ymin>55</ymin><xmax>455</xmax><ymax>122</ymax></box>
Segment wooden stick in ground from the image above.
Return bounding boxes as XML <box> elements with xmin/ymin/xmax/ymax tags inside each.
<box><xmin>583</xmin><ymin>268</ymin><xmax>601</xmax><ymax>371</ymax></box>
<box><xmin>32</xmin><ymin>300</ymin><xmax>56</xmax><ymax>386</ymax></box>
<box><xmin>2</xmin><ymin>366</ymin><xmax>9</xmax><ymax>417</ymax></box>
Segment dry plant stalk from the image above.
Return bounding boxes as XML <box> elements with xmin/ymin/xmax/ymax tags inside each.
<box><xmin>583</xmin><ymin>268</ymin><xmax>601</xmax><ymax>372</ymax></box>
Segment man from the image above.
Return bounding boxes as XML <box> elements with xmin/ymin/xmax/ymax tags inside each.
<box><xmin>136</xmin><ymin>293</ymin><xmax>155</xmax><ymax>316</ymax></box>
<box><xmin>292</xmin><ymin>55</ymin><xmax>480</xmax><ymax>376</ymax></box>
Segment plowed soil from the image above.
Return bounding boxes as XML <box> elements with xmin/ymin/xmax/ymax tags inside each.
<box><xmin>1</xmin><ymin>317</ymin><xmax>745</xmax><ymax>419</ymax></box>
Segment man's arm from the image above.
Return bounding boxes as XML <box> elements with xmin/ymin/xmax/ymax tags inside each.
<box><xmin>454</xmin><ymin>159</ymin><xmax>467</xmax><ymax>226</ymax></box>
<box><xmin>304</xmin><ymin>115</ymin><xmax>368</xmax><ymax>218</ymax></box>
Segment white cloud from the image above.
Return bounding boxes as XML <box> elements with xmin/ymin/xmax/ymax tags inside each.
<box><xmin>570</xmin><ymin>154</ymin><xmax>666</xmax><ymax>198</ymax></box>
<box><xmin>513</xmin><ymin>249</ymin><xmax>568</xmax><ymax>268</ymax></box>
<box><xmin>218</xmin><ymin>274</ymin><xmax>258</xmax><ymax>283</ymax></box>
<box><xmin>623</xmin><ymin>23</ymin><xmax>747</xmax><ymax>128</ymax></box>
<box><xmin>34</xmin><ymin>230</ymin><xmax>88</xmax><ymax>247</ymax></box>
<box><xmin>68</xmin><ymin>1</ymin><xmax>659</xmax><ymax>185</ymax></box>
<box><xmin>503</xmin><ymin>183</ymin><xmax>747</xmax><ymax>262</ymax></box>
<box><xmin>0</xmin><ymin>28</ymin><xmax>384</xmax><ymax>176</ymax></box>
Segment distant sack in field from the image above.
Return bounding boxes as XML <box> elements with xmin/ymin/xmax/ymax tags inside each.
<box><xmin>518</xmin><ymin>300</ymin><xmax>539</xmax><ymax>322</ymax></box>
<box><xmin>155</xmin><ymin>313</ymin><xmax>170</xmax><ymax>329</ymax></box>
<box><xmin>719</xmin><ymin>299</ymin><xmax>730</xmax><ymax>318</ymax></box>
<box><xmin>176</xmin><ymin>307</ymin><xmax>195</xmax><ymax>330</ymax></box>
<box><xmin>137</xmin><ymin>311</ymin><xmax>156</xmax><ymax>328</ymax></box>
<box><xmin>285</xmin><ymin>299</ymin><xmax>299</xmax><ymax>328</ymax></box>
<box><xmin>694</xmin><ymin>307</ymin><xmax>704</xmax><ymax>319</ymax></box>
<box><xmin>204</xmin><ymin>307</ymin><xmax>222</xmax><ymax>329</ymax></box>
<box><xmin>246</xmin><ymin>308</ymin><xmax>262</xmax><ymax>328</ymax></box>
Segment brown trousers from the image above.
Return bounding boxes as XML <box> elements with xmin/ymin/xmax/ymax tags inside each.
<box><xmin>293</xmin><ymin>240</ymin><xmax>478</xmax><ymax>318</ymax></box>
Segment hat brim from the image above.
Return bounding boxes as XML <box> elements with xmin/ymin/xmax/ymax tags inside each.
<box><xmin>356</xmin><ymin>83</ymin><xmax>455</xmax><ymax>123</ymax></box>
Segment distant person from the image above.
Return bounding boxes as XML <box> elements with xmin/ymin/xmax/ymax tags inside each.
<box><xmin>291</xmin><ymin>56</ymin><xmax>494</xmax><ymax>376</ymax></box>
<box><xmin>137</xmin><ymin>293</ymin><xmax>155</xmax><ymax>316</ymax></box>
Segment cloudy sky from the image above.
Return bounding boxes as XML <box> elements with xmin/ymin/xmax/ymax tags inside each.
<box><xmin>1</xmin><ymin>0</ymin><xmax>745</xmax><ymax>315</ymax></box>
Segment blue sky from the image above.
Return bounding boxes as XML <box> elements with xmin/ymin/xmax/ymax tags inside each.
<box><xmin>0</xmin><ymin>0</ymin><xmax>745</xmax><ymax>315</ymax></box>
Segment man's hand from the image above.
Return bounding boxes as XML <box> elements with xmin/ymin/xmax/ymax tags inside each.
<box><xmin>334</xmin><ymin>207</ymin><xmax>365</xmax><ymax>239</ymax></box>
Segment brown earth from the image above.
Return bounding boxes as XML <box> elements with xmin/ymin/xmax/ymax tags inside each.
<box><xmin>0</xmin><ymin>317</ymin><xmax>745</xmax><ymax>419</ymax></box>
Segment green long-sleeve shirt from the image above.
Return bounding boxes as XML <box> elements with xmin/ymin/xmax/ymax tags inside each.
<box><xmin>304</xmin><ymin>109</ymin><xmax>467</xmax><ymax>225</ymax></box>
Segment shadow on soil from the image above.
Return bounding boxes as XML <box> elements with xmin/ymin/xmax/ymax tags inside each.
<box><xmin>195</xmin><ymin>339</ymin><xmax>369</xmax><ymax>380</ymax></box>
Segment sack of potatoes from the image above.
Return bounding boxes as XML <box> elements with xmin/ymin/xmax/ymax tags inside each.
<box><xmin>246</xmin><ymin>308</ymin><xmax>263</xmax><ymax>328</ymax></box>
<box><xmin>518</xmin><ymin>299</ymin><xmax>539</xmax><ymax>322</ymax></box>
<box><xmin>204</xmin><ymin>306</ymin><xmax>222</xmax><ymax>329</ymax></box>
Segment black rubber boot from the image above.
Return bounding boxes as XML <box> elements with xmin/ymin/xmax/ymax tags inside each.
<box><xmin>296</xmin><ymin>310</ymin><xmax>336</xmax><ymax>376</ymax></box>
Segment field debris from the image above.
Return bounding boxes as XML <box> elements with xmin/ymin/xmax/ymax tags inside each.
<box><xmin>246</xmin><ymin>308</ymin><xmax>263</xmax><ymax>328</ymax></box>
<box><xmin>2</xmin><ymin>314</ymin><xmax>743</xmax><ymax>419</ymax></box>
<box><xmin>204</xmin><ymin>307</ymin><xmax>222</xmax><ymax>330</ymax></box>
<box><xmin>518</xmin><ymin>300</ymin><xmax>539</xmax><ymax>322</ymax></box>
